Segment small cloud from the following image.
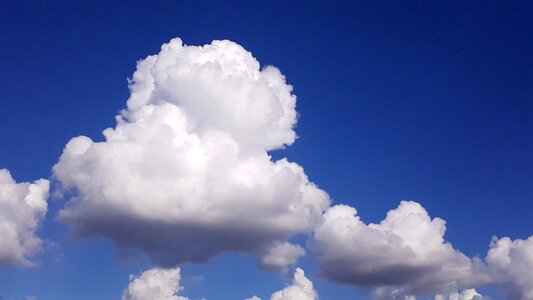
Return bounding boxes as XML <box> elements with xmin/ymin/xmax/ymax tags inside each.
<box><xmin>270</xmin><ymin>268</ymin><xmax>318</xmax><ymax>300</ymax></box>
<box><xmin>187</xmin><ymin>275</ymin><xmax>204</xmax><ymax>285</ymax></box>
<box><xmin>246</xmin><ymin>268</ymin><xmax>318</xmax><ymax>300</ymax></box>
<box><xmin>261</xmin><ymin>242</ymin><xmax>305</xmax><ymax>271</ymax></box>
<box><xmin>122</xmin><ymin>267</ymin><xmax>189</xmax><ymax>300</ymax></box>
<box><xmin>0</xmin><ymin>169</ymin><xmax>50</xmax><ymax>266</ymax></box>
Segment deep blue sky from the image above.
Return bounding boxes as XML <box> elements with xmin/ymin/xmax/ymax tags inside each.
<box><xmin>0</xmin><ymin>1</ymin><xmax>531</xmax><ymax>299</ymax></box>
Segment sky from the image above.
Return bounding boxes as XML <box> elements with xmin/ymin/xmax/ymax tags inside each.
<box><xmin>0</xmin><ymin>1</ymin><xmax>532</xmax><ymax>300</ymax></box>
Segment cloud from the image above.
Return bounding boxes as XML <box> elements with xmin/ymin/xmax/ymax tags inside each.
<box><xmin>435</xmin><ymin>289</ymin><xmax>486</xmax><ymax>300</ymax></box>
<box><xmin>122</xmin><ymin>267</ymin><xmax>189</xmax><ymax>300</ymax></box>
<box><xmin>486</xmin><ymin>236</ymin><xmax>533</xmax><ymax>300</ymax></box>
<box><xmin>270</xmin><ymin>268</ymin><xmax>318</xmax><ymax>300</ymax></box>
<box><xmin>0</xmin><ymin>168</ymin><xmax>49</xmax><ymax>266</ymax></box>
<box><xmin>247</xmin><ymin>268</ymin><xmax>318</xmax><ymax>300</ymax></box>
<box><xmin>261</xmin><ymin>242</ymin><xmax>305</xmax><ymax>271</ymax></box>
<box><xmin>53</xmin><ymin>38</ymin><xmax>329</xmax><ymax>266</ymax></box>
<box><xmin>311</xmin><ymin>201</ymin><xmax>490</xmax><ymax>299</ymax></box>
<box><xmin>49</xmin><ymin>36</ymin><xmax>530</xmax><ymax>300</ymax></box>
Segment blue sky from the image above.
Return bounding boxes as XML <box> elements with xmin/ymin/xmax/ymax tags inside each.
<box><xmin>0</xmin><ymin>1</ymin><xmax>531</xmax><ymax>299</ymax></box>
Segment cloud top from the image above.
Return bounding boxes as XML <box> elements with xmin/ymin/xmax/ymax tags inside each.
<box><xmin>270</xmin><ymin>268</ymin><xmax>318</xmax><ymax>300</ymax></box>
<box><xmin>122</xmin><ymin>267</ymin><xmax>189</xmax><ymax>300</ymax></box>
<box><xmin>127</xmin><ymin>38</ymin><xmax>297</xmax><ymax>151</ymax></box>
<box><xmin>247</xmin><ymin>268</ymin><xmax>318</xmax><ymax>300</ymax></box>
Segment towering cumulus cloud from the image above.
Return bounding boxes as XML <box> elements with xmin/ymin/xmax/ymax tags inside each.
<box><xmin>311</xmin><ymin>201</ymin><xmax>490</xmax><ymax>299</ymax></box>
<box><xmin>53</xmin><ymin>38</ymin><xmax>329</xmax><ymax>266</ymax></box>
<box><xmin>0</xmin><ymin>169</ymin><xmax>49</xmax><ymax>266</ymax></box>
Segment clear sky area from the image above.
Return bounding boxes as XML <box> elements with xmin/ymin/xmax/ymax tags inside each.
<box><xmin>0</xmin><ymin>1</ymin><xmax>531</xmax><ymax>299</ymax></box>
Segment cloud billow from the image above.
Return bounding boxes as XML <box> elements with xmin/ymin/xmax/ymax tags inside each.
<box><xmin>486</xmin><ymin>236</ymin><xmax>533</xmax><ymax>300</ymax></box>
<box><xmin>311</xmin><ymin>201</ymin><xmax>491</xmax><ymax>298</ymax></box>
<box><xmin>53</xmin><ymin>38</ymin><xmax>329</xmax><ymax>266</ymax></box>
<box><xmin>0</xmin><ymin>169</ymin><xmax>49</xmax><ymax>266</ymax></box>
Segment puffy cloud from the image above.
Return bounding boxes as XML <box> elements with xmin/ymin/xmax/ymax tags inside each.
<box><xmin>270</xmin><ymin>268</ymin><xmax>318</xmax><ymax>300</ymax></box>
<box><xmin>435</xmin><ymin>289</ymin><xmax>485</xmax><ymax>300</ymax></box>
<box><xmin>122</xmin><ymin>267</ymin><xmax>189</xmax><ymax>300</ymax></box>
<box><xmin>486</xmin><ymin>236</ymin><xmax>533</xmax><ymax>300</ymax></box>
<box><xmin>126</xmin><ymin>38</ymin><xmax>297</xmax><ymax>151</ymax></box>
<box><xmin>261</xmin><ymin>242</ymin><xmax>305</xmax><ymax>271</ymax></box>
<box><xmin>53</xmin><ymin>38</ymin><xmax>329</xmax><ymax>266</ymax></box>
<box><xmin>0</xmin><ymin>169</ymin><xmax>49</xmax><ymax>266</ymax></box>
<box><xmin>50</xmin><ymin>36</ymin><xmax>531</xmax><ymax>300</ymax></box>
<box><xmin>271</xmin><ymin>268</ymin><xmax>318</xmax><ymax>300</ymax></box>
<box><xmin>248</xmin><ymin>268</ymin><xmax>318</xmax><ymax>300</ymax></box>
<box><xmin>311</xmin><ymin>201</ymin><xmax>490</xmax><ymax>298</ymax></box>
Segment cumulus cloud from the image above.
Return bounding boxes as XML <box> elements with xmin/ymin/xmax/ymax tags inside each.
<box><xmin>49</xmin><ymin>36</ymin><xmax>530</xmax><ymax>300</ymax></box>
<box><xmin>261</xmin><ymin>242</ymin><xmax>305</xmax><ymax>271</ymax></box>
<box><xmin>0</xmin><ymin>169</ymin><xmax>49</xmax><ymax>266</ymax></box>
<box><xmin>435</xmin><ymin>289</ymin><xmax>485</xmax><ymax>300</ymax></box>
<box><xmin>122</xmin><ymin>267</ymin><xmax>189</xmax><ymax>300</ymax></box>
<box><xmin>486</xmin><ymin>236</ymin><xmax>533</xmax><ymax>300</ymax></box>
<box><xmin>53</xmin><ymin>38</ymin><xmax>329</xmax><ymax>266</ymax></box>
<box><xmin>311</xmin><ymin>201</ymin><xmax>490</xmax><ymax>299</ymax></box>
<box><xmin>247</xmin><ymin>268</ymin><xmax>318</xmax><ymax>300</ymax></box>
<box><xmin>271</xmin><ymin>268</ymin><xmax>318</xmax><ymax>300</ymax></box>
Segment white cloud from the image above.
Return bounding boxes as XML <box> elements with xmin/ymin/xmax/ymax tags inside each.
<box><xmin>126</xmin><ymin>38</ymin><xmax>297</xmax><ymax>151</ymax></box>
<box><xmin>435</xmin><ymin>289</ymin><xmax>485</xmax><ymax>300</ymax></box>
<box><xmin>261</xmin><ymin>242</ymin><xmax>305</xmax><ymax>271</ymax></box>
<box><xmin>49</xmin><ymin>36</ymin><xmax>531</xmax><ymax>300</ymax></box>
<box><xmin>122</xmin><ymin>267</ymin><xmax>189</xmax><ymax>300</ymax></box>
<box><xmin>0</xmin><ymin>169</ymin><xmax>49</xmax><ymax>266</ymax></box>
<box><xmin>248</xmin><ymin>268</ymin><xmax>318</xmax><ymax>300</ymax></box>
<box><xmin>270</xmin><ymin>268</ymin><xmax>318</xmax><ymax>300</ymax></box>
<box><xmin>126</xmin><ymin>267</ymin><xmax>318</xmax><ymax>300</ymax></box>
<box><xmin>53</xmin><ymin>38</ymin><xmax>329</xmax><ymax>266</ymax></box>
<box><xmin>486</xmin><ymin>236</ymin><xmax>533</xmax><ymax>300</ymax></box>
<box><xmin>311</xmin><ymin>201</ymin><xmax>490</xmax><ymax>298</ymax></box>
